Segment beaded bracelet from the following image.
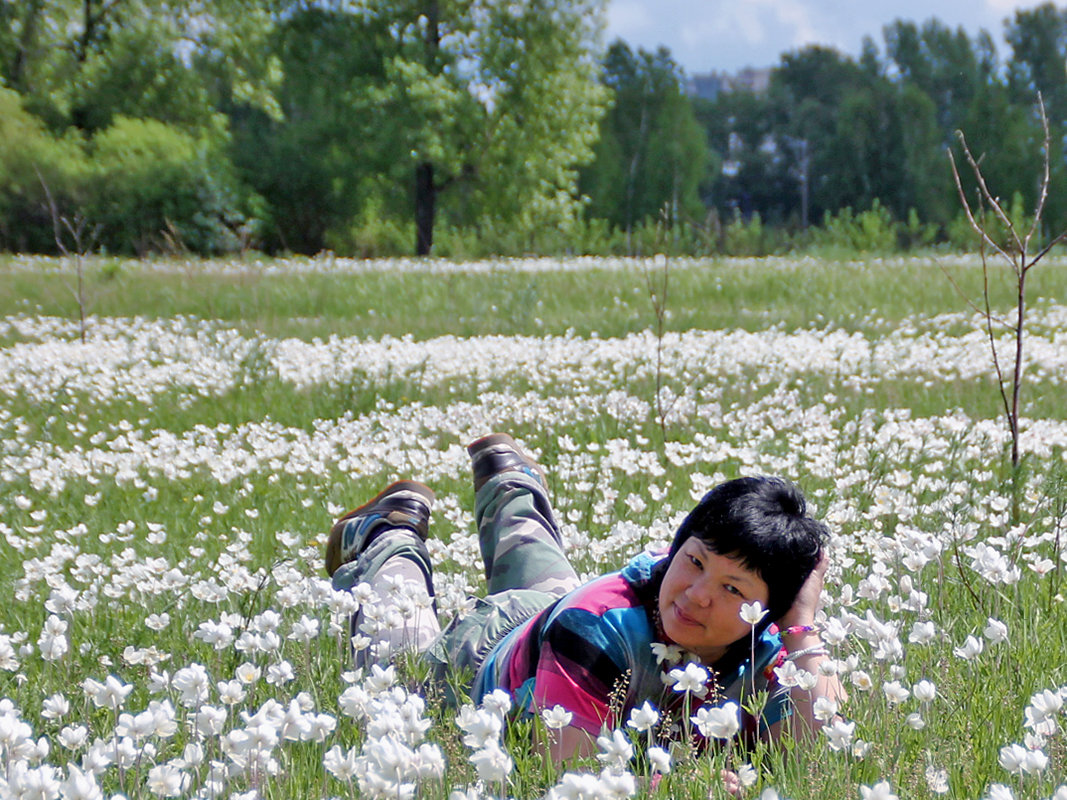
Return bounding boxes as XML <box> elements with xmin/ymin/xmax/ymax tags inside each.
<box><xmin>784</xmin><ymin>645</ymin><xmax>828</xmax><ymax>662</ymax></box>
<box><xmin>776</xmin><ymin>624</ymin><xmax>819</xmax><ymax>636</ymax></box>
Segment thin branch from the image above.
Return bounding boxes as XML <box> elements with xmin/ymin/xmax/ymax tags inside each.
<box><xmin>1029</xmin><ymin>228</ymin><xmax>1067</xmax><ymax>265</ymax></box>
<box><xmin>979</xmin><ymin>242</ymin><xmax>1012</xmax><ymax>426</ymax></box>
<box><xmin>1027</xmin><ymin>93</ymin><xmax>1051</xmax><ymax>253</ymax></box>
<box><xmin>932</xmin><ymin>257</ymin><xmax>1011</xmax><ymax>327</ymax></box>
<box><xmin>36</xmin><ymin>166</ymin><xmax>69</xmax><ymax>257</ymax></box>
<box><xmin>953</xmin><ymin>132</ymin><xmax>1023</xmax><ymax>265</ymax></box>
<box><xmin>948</xmin><ymin>147</ymin><xmax>1014</xmax><ymax>266</ymax></box>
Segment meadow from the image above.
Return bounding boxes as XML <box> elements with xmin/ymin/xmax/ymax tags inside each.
<box><xmin>1</xmin><ymin>252</ymin><xmax>1066</xmax><ymax>800</ymax></box>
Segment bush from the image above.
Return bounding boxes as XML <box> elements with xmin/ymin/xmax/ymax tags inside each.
<box><xmin>811</xmin><ymin>200</ymin><xmax>900</xmax><ymax>254</ymax></box>
<box><xmin>325</xmin><ymin>195</ymin><xmax>412</xmax><ymax>258</ymax></box>
<box><xmin>945</xmin><ymin>192</ymin><xmax>1035</xmax><ymax>254</ymax></box>
<box><xmin>0</xmin><ymin>88</ymin><xmax>90</xmax><ymax>252</ymax></box>
<box><xmin>88</xmin><ymin>117</ymin><xmax>253</xmax><ymax>255</ymax></box>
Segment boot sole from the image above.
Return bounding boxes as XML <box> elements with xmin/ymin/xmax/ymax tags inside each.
<box><xmin>325</xmin><ymin>480</ymin><xmax>435</xmax><ymax>576</ymax></box>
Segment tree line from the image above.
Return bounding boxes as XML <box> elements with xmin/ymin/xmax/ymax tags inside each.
<box><xmin>2</xmin><ymin>0</ymin><xmax>1066</xmax><ymax>258</ymax></box>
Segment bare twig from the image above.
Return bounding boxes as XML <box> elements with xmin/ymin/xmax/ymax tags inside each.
<box><xmin>946</xmin><ymin>92</ymin><xmax>1067</xmax><ymax>517</ymax></box>
<box><xmin>35</xmin><ymin>167</ymin><xmax>97</xmax><ymax>343</ymax></box>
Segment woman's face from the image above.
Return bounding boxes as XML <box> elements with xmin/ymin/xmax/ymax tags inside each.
<box><xmin>657</xmin><ymin>538</ymin><xmax>771</xmax><ymax>663</ymax></box>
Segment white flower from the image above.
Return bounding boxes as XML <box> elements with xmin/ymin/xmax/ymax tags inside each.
<box><xmin>999</xmin><ymin>743</ymin><xmax>1027</xmax><ymax>774</ymax></box>
<box><xmin>691</xmin><ymin>702</ymin><xmax>740</xmax><ymax>740</ymax></box>
<box><xmin>41</xmin><ymin>694</ymin><xmax>70</xmax><ymax>720</ymax></box>
<box><xmin>882</xmin><ymin>681</ymin><xmax>910</xmax><ymax>704</ymax></box>
<box><xmin>235</xmin><ymin>662</ymin><xmax>261</xmax><ymax>685</ymax></box>
<box><xmin>913</xmin><ymin>679</ymin><xmax>937</xmax><ymax>703</ymax></box>
<box><xmin>650</xmin><ymin>642</ymin><xmax>683</xmax><ymax>666</ymax></box>
<box><xmin>669</xmin><ymin>662</ymin><xmax>709</xmax><ymax>697</ymax></box>
<box><xmin>1022</xmin><ymin>747</ymin><xmax>1048</xmax><ymax>774</ymax></box>
<box><xmin>812</xmin><ymin>696</ymin><xmax>839</xmax><ymax>722</ymax></box>
<box><xmin>850</xmin><ymin>670</ymin><xmax>873</xmax><ymax>691</ymax></box>
<box><xmin>740</xmin><ymin>601</ymin><xmax>768</xmax><ymax>625</ymax></box>
<box><xmin>953</xmin><ymin>635</ymin><xmax>983</xmax><ymax>660</ymax></box>
<box><xmin>457</xmin><ymin>706</ymin><xmax>503</xmax><ymax>749</ymax></box>
<box><xmin>905</xmin><ymin>712</ymin><xmax>925</xmax><ymax>730</ymax></box>
<box><xmin>647</xmin><ymin>745</ymin><xmax>671</xmax><ymax>775</ymax></box>
<box><xmin>541</xmin><ymin>705</ymin><xmax>573</xmax><ymax>730</ymax></box>
<box><xmin>1024</xmin><ymin>689</ymin><xmax>1062</xmax><ymax>734</ymax></box>
<box><xmin>626</xmin><ymin>701</ymin><xmax>659</xmax><ymax>732</ymax></box>
<box><xmin>597</xmin><ymin>766</ymin><xmax>636</xmax><ymax>797</ymax></box>
<box><xmin>984</xmin><ymin>618</ymin><xmax>1008</xmax><ymax>645</ymax></box>
<box><xmin>737</xmin><ymin>764</ymin><xmax>758</xmax><ymax>787</ymax></box>
<box><xmin>596</xmin><ymin>729</ymin><xmax>634</xmax><ymax>769</ymax></box>
<box><xmin>908</xmin><ymin>620</ymin><xmax>937</xmax><ymax>645</ymax></box>
<box><xmin>62</xmin><ymin>764</ymin><xmax>102</xmax><ymax>800</ymax></box>
<box><xmin>823</xmin><ymin>718</ymin><xmax>855</xmax><ymax>751</ymax></box>
<box><xmin>925</xmin><ymin>766</ymin><xmax>949</xmax><ymax>794</ymax></box>
<box><xmin>774</xmin><ymin>660</ymin><xmax>801</xmax><ymax>688</ymax></box>
<box><xmin>266</xmin><ymin>660</ymin><xmax>295</xmax><ymax>686</ymax></box>
<box><xmin>323</xmin><ymin>744</ymin><xmax>358</xmax><ymax>780</ymax></box>
<box><xmin>985</xmin><ymin>784</ymin><xmax>1015</xmax><ymax>800</ymax></box>
<box><xmin>171</xmin><ymin>663</ymin><xmax>210</xmax><ymax>707</ymax></box>
<box><xmin>58</xmin><ymin>724</ymin><xmax>89</xmax><ymax>750</ymax></box>
<box><xmin>859</xmin><ymin>779</ymin><xmax>898</xmax><ymax>800</ymax></box>
<box><xmin>480</xmin><ymin>689</ymin><xmax>512</xmax><ymax>719</ymax></box>
<box><xmin>469</xmin><ymin>740</ymin><xmax>512</xmax><ymax>783</ymax></box>
<box><xmin>38</xmin><ymin>615</ymin><xmax>68</xmax><ymax>662</ymax></box>
<box><xmin>84</xmin><ymin>675</ymin><xmax>133</xmax><ymax>710</ymax></box>
<box><xmin>760</xmin><ymin>790</ymin><xmax>782</xmax><ymax>800</ymax></box>
<box><xmin>146</xmin><ymin>763</ymin><xmax>190</xmax><ymax>797</ymax></box>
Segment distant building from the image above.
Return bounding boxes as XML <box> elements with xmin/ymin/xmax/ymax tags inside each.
<box><xmin>686</xmin><ymin>67</ymin><xmax>772</xmax><ymax>101</ymax></box>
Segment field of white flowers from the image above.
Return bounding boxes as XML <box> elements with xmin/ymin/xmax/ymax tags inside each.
<box><xmin>1</xmin><ymin>255</ymin><xmax>1066</xmax><ymax>800</ymax></box>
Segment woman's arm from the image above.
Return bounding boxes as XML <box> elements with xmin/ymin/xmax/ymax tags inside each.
<box><xmin>541</xmin><ymin>724</ymin><xmax>598</xmax><ymax>763</ymax></box>
<box><xmin>765</xmin><ymin>551</ymin><xmax>847</xmax><ymax>741</ymax></box>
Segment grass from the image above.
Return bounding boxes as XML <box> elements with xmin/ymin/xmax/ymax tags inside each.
<box><xmin>3</xmin><ymin>253</ymin><xmax>1067</xmax><ymax>340</ymax></box>
<box><xmin>1</xmin><ymin>255</ymin><xmax>1066</xmax><ymax>800</ymax></box>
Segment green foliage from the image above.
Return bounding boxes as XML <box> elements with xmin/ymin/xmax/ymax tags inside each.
<box><xmin>0</xmin><ymin>87</ymin><xmax>90</xmax><ymax>252</ymax></box>
<box><xmin>723</xmin><ymin>211</ymin><xmax>769</xmax><ymax>256</ymax></box>
<box><xmin>325</xmin><ymin>194</ymin><xmax>412</xmax><ymax>258</ymax></box>
<box><xmin>581</xmin><ymin>42</ymin><xmax>711</xmax><ymax>232</ymax></box>
<box><xmin>88</xmin><ymin>117</ymin><xmax>251</xmax><ymax>255</ymax></box>
<box><xmin>811</xmin><ymin>201</ymin><xmax>900</xmax><ymax>254</ymax></box>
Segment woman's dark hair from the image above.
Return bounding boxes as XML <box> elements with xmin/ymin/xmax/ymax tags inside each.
<box><xmin>667</xmin><ymin>476</ymin><xmax>828</xmax><ymax>623</ymax></box>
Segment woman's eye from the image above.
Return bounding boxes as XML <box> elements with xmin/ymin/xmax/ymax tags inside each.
<box><xmin>724</xmin><ymin>584</ymin><xmax>741</xmax><ymax>596</ymax></box>
<box><xmin>687</xmin><ymin>554</ymin><xmax>702</xmax><ymax>569</ymax></box>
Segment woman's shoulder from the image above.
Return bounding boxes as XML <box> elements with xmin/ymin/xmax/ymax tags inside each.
<box><xmin>620</xmin><ymin>549</ymin><xmax>668</xmax><ymax>586</ymax></box>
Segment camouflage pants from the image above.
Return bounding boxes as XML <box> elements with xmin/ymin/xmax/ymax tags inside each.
<box><xmin>333</xmin><ymin>471</ymin><xmax>580</xmax><ymax>693</ymax></box>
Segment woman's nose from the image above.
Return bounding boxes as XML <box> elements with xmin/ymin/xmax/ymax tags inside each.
<box><xmin>686</xmin><ymin>577</ymin><xmax>714</xmax><ymax>606</ymax></box>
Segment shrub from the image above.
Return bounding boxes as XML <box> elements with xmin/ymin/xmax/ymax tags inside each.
<box><xmin>88</xmin><ymin>117</ymin><xmax>252</xmax><ymax>255</ymax></box>
<box><xmin>811</xmin><ymin>200</ymin><xmax>900</xmax><ymax>254</ymax></box>
<box><xmin>0</xmin><ymin>88</ymin><xmax>90</xmax><ymax>252</ymax></box>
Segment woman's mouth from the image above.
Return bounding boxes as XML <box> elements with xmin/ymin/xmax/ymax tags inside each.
<box><xmin>672</xmin><ymin>603</ymin><xmax>701</xmax><ymax>627</ymax></box>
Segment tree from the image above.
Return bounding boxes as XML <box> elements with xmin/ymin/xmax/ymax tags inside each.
<box><xmin>0</xmin><ymin>0</ymin><xmax>280</xmax><ymax>133</ymax></box>
<box><xmin>770</xmin><ymin>45</ymin><xmax>906</xmax><ymax>221</ymax></box>
<box><xmin>883</xmin><ymin>18</ymin><xmax>995</xmax><ymax>137</ymax></box>
<box><xmin>327</xmin><ymin>0</ymin><xmax>610</xmax><ymax>255</ymax></box>
<box><xmin>581</xmin><ymin>42</ymin><xmax>710</xmax><ymax>235</ymax></box>
<box><xmin>226</xmin><ymin>6</ymin><xmax>394</xmax><ymax>253</ymax></box>
<box><xmin>1005</xmin><ymin>3</ymin><xmax>1067</xmax><ymax>125</ymax></box>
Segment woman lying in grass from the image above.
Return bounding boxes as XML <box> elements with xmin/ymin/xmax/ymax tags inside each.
<box><xmin>325</xmin><ymin>433</ymin><xmax>846</xmax><ymax>763</ymax></box>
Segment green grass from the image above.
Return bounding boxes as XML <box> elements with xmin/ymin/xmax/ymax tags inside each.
<box><xmin>1</xmin><ymin>255</ymin><xmax>1066</xmax><ymax>800</ymax></box>
<box><xmin>4</xmin><ymin>254</ymin><xmax>1067</xmax><ymax>341</ymax></box>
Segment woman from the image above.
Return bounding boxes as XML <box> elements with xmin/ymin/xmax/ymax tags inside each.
<box><xmin>326</xmin><ymin>433</ymin><xmax>845</xmax><ymax>760</ymax></box>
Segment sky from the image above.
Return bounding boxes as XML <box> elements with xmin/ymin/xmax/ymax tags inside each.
<box><xmin>604</xmin><ymin>0</ymin><xmax>1042</xmax><ymax>75</ymax></box>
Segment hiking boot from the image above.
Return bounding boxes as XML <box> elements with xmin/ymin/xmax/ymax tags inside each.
<box><xmin>324</xmin><ymin>481</ymin><xmax>435</xmax><ymax>577</ymax></box>
<box><xmin>467</xmin><ymin>433</ymin><xmax>547</xmax><ymax>493</ymax></box>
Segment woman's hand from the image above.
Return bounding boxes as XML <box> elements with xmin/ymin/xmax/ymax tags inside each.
<box><xmin>778</xmin><ymin>549</ymin><xmax>828</xmax><ymax>629</ymax></box>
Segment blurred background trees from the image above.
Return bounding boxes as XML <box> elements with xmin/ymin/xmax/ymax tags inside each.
<box><xmin>3</xmin><ymin>0</ymin><xmax>1067</xmax><ymax>257</ymax></box>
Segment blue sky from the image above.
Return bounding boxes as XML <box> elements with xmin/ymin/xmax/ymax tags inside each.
<box><xmin>604</xmin><ymin>0</ymin><xmax>1041</xmax><ymax>74</ymax></box>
